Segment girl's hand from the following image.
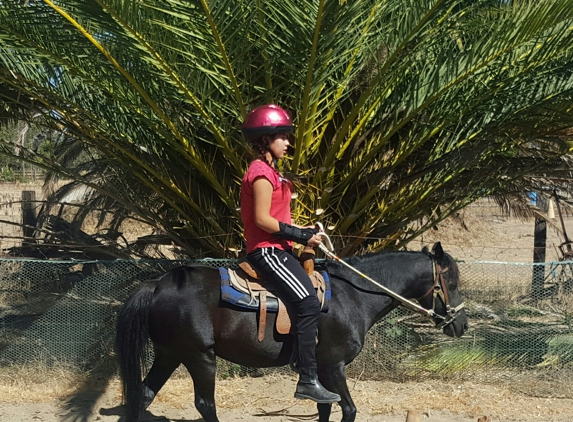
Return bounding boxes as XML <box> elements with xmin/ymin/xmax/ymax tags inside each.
<box><xmin>306</xmin><ymin>234</ymin><xmax>323</xmax><ymax>247</ymax></box>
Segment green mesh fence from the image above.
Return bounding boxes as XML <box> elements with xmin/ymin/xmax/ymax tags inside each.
<box><xmin>1</xmin><ymin>258</ymin><xmax>573</xmax><ymax>397</ymax></box>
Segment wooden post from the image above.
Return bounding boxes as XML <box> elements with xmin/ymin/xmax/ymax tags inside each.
<box><xmin>532</xmin><ymin>194</ymin><xmax>547</xmax><ymax>297</ymax></box>
<box><xmin>532</xmin><ymin>218</ymin><xmax>547</xmax><ymax>295</ymax></box>
<box><xmin>21</xmin><ymin>190</ymin><xmax>37</xmax><ymax>244</ymax></box>
<box><xmin>405</xmin><ymin>410</ymin><xmax>421</xmax><ymax>422</ymax></box>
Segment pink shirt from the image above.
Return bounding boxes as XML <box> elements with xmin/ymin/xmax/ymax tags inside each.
<box><xmin>241</xmin><ymin>160</ymin><xmax>293</xmax><ymax>253</ymax></box>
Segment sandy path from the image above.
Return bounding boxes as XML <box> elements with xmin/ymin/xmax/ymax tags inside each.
<box><xmin>1</xmin><ymin>376</ymin><xmax>572</xmax><ymax>422</ymax></box>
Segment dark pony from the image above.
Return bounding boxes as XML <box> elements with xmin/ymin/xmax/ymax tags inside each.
<box><xmin>116</xmin><ymin>243</ymin><xmax>467</xmax><ymax>422</ymax></box>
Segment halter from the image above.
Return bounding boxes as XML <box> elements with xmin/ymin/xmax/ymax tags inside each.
<box><xmin>416</xmin><ymin>260</ymin><xmax>465</xmax><ymax>329</ymax></box>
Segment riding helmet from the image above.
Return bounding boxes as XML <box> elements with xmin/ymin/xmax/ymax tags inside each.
<box><xmin>241</xmin><ymin>104</ymin><xmax>295</xmax><ymax>142</ymax></box>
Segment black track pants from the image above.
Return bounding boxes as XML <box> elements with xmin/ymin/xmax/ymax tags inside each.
<box><xmin>248</xmin><ymin>247</ymin><xmax>321</xmax><ymax>370</ymax></box>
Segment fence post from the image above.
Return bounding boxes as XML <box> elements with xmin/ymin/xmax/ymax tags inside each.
<box><xmin>531</xmin><ymin>194</ymin><xmax>548</xmax><ymax>297</ymax></box>
<box><xmin>21</xmin><ymin>190</ymin><xmax>37</xmax><ymax>244</ymax></box>
<box><xmin>532</xmin><ymin>218</ymin><xmax>546</xmax><ymax>296</ymax></box>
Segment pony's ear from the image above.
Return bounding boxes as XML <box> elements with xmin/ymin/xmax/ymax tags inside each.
<box><xmin>421</xmin><ymin>245</ymin><xmax>430</xmax><ymax>254</ymax></box>
<box><xmin>431</xmin><ymin>242</ymin><xmax>444</xmax><ymax>259</ymax></box>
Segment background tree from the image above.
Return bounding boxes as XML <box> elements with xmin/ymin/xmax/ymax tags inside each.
<box><xmin>1</xmin><ymin>0</ymin><xmax>573</xmax><ymax>258</ymax></box>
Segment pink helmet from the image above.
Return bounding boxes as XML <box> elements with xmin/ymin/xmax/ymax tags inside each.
<box><xmin>241</xmin><ymin>104</ymin><xmax>294</xmax><ymax>142</ymax></box>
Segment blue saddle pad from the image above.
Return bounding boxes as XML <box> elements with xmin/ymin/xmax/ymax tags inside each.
<box><xmin>219</xmin><ymin>267</ymin><xmax>331</xmax><ymax>312</ymax></box>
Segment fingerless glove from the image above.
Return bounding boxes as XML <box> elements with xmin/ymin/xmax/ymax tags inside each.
<box><xmin>273</xmin><ymin>222</ymin><xmax>318</xmax><ymax>245</ymax></box>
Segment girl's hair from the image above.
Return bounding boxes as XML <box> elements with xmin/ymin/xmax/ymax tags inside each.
<box><xmin>249</xmin><ymin>133</ymin><xmax>294</xmax><ymax>189</ymax></box>
<box><xmin>250</xmin><ymin>133</ymin><xmax>275</xmax><ymax>165</ymax></box>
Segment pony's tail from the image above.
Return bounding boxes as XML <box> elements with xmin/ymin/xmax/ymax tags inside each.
<box><xmin>115</xmin><ymin>283</ymin><xmax>155</xmax><ymax>422</ymax></box>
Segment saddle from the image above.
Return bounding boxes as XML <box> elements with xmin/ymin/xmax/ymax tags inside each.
<box><xmin>219</xmin><ymin>247</ymin><xmax>330</xmax><ymax>342</ymax></box>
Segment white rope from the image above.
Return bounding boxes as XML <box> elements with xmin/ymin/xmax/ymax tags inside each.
<box><xmin>316</xmin><ymin>234</ymin><xmax>434</xmax><ymax>318</ymax></box>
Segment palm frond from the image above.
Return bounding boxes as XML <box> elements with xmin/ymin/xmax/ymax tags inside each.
<box><xmin>2</xmin><ymin>0</ymin><xmax>573</xmax><ymax>257</ymax></box>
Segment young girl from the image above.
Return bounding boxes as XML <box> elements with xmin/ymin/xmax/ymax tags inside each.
<box><xmin>240</xmin><ymin>104</ymin><xmax>340</xmax><ymax>404</ymax></box>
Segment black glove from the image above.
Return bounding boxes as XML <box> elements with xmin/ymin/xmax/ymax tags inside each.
<box><xmin>273</xmin><ymin>222</ymin><xmax>319</xmax><ymax>245</ymax></box>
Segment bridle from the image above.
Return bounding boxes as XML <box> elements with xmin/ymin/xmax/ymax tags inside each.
<box><xmin>417</xmin><ymin>260</ymin><xmax>465</xmax><ymax>329</ymax></box>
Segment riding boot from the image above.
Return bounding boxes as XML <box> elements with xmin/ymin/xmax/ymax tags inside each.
<box><xmin>289</xmin><ymin>337</ymin><xmax>299</xmax><ymax>373</ymax></box>
<box><xmin>294</xmin><ymin>364</ymin><xmax>341</xmax><ymax>403</ymax></box>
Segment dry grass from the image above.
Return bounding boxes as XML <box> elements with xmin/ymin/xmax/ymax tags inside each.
<box><xmin>1</xmin><ymin>362</ymin><xmax>573</xmax><ymax>419</ymax></box>
<box><xmin>0</xmin><ymin>362</ymin><xmax>95</xmax><ymax>404</ymax></box>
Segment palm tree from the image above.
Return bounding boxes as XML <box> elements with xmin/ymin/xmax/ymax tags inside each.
<box><xmin>1</xmin><ymin>0</ymin><xmax>573</xmax><ymax>258</ymax></box>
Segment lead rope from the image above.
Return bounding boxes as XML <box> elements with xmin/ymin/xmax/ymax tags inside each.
<box><xmin>316</xmin><ymin>239</ymin><xmax>436</xmax><ymax>319</ymax></box>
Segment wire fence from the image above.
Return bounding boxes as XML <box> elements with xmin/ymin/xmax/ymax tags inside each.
<box><xmin>2</xmin><ymin>187</ymin><xmax>573</xmax><ymax>262</ymax></box>
<box><xmin>1</xmin><ymin>257</ymin><xmax>573</xmax><ymax>397</ymax></box>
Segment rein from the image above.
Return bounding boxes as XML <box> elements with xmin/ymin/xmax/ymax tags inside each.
<box><xmin>317</xmin><ymin>239</ymin><xmax>464</xmax><ymax>328</ymax></box>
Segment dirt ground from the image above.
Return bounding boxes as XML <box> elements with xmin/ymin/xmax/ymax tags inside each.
<box><xmin>1</xmin><ymin>374</ymin><xmax>573</xmax><ymax>422</ymax></box>
<box><xmin>2</xmin><ymin>196</ymin><xmax>573</xmax><ymax>421</ymax></box>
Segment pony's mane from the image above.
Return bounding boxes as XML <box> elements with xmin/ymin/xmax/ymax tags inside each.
<box><xmin>343</xmin><ymin>249</ymin><xmax>426</xmax><ymax>266</ymax></box>
<box><xmin>441</xmin><ymin>252</ymin><xmax>460</xmax><ymax>288</ymax></box>
<box><xmin>340</xmin><ymin>249</ymin><xmax>460</xmax><ymax>287</ymax></box>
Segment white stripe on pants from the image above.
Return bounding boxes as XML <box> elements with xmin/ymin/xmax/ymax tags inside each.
<box><xmin>261</xmin><ymin>247</ymin><xmax>309</xmax><ymax>299</ymax></box>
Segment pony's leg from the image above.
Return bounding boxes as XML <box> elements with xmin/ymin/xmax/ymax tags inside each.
<box><xmin>317</xmin><ymin>362</ymin><xmax>356</xmax><ymax>422</ymax></box>
<box><xmin>317</xmin><ymin>402</ymin><xmax>333</xmax><ymax>421</ymax></box>
<box><xmin>142</xmin><ymin>350</ymin><xmax>180</xmax><ymax>409</ymax></box>
<box><xmin>182</xmin><ymin>349</ymin><xmax>219</xmax><ymax>422</ymax></box>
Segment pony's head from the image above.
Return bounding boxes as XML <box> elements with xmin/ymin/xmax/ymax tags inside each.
<box><xmin>419</xmin><ymin>242</ymin><xmax>468</xmax><ymax>338</ymax></box>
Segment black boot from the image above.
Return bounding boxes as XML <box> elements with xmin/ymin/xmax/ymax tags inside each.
<box><xmin>294</xmin><ymin>365</ymin><xmax>341</xmax><ymax>403</ymax></box>
<box><xmin>289</xmin><ymin>337</ymin><xmax>299</xmax><ymax>373</ymax></box>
